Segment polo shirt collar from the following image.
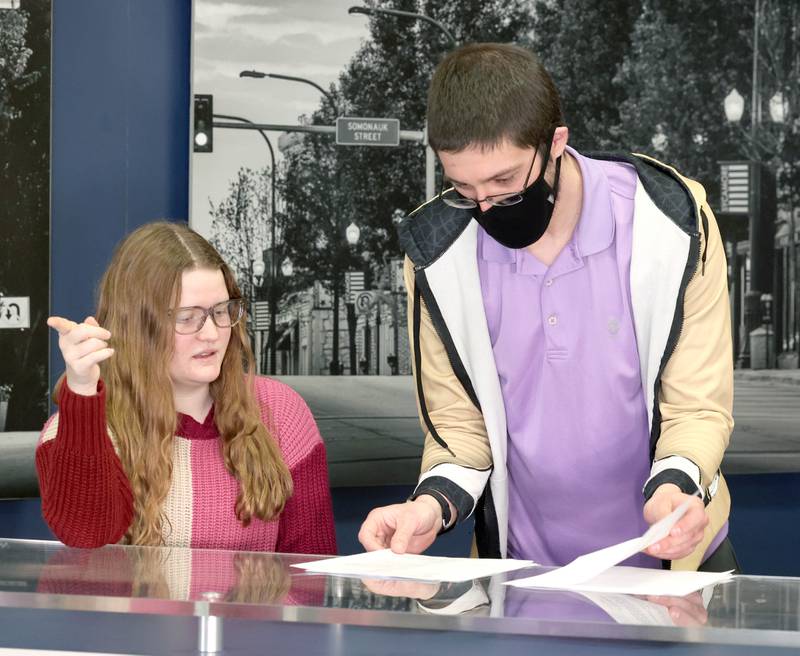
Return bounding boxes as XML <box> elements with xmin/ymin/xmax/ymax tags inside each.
<box><xmin>568</xmin><ymin>145</ymin><xmax>615</xmax><ymax>258</ymax></box>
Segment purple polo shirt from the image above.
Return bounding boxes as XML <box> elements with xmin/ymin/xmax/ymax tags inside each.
<box><xmin>477</xmin><ymin>146</ymin><xmax>659</xmax><ymax>567</ymax></box>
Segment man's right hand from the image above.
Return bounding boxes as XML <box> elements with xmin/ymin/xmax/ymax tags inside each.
<box><xmin>47</xmin><ymin>316</ymin><xmax>114</xmax><ymax>396</ymax></box>
<box><xmin>645</xmin><ymin>592</ymin><xmax>709</xmax><ymax>627</ymax></box>
<box><xmin>358</xmin><ymin>496</ymin><xmax>444</xmax><ymax>554</ymax></box>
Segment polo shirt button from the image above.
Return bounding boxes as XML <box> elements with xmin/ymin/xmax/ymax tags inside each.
<box><xmin>547</xmin><ymin>314</ymin><xmax>558</xmax><ymax>326</ymax></box>
<box><xmin>545</xmin><ymin>279</ymin><xmax>554</xmax><ymax>287</ymax></box>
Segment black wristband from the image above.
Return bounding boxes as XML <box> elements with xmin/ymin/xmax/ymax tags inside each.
<box><xmin>411</xmin><ymin>476</ymin><xmax>474</xmax><ymax>524</ymax></box>
<box><xmin>643</xmin><ymin>469</ymin><xmax>707</xmax><ymax>506</ymax></box>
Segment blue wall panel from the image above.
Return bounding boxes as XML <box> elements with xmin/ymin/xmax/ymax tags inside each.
<box><xmin>49</xmin><ymin>0</ymin><xmax>191</xmax><ymax>388</ymax></box>
<box><xmin>5</xmin><ymin>475</ymin><xmax>800</xmax><ymax>576</ymax></box>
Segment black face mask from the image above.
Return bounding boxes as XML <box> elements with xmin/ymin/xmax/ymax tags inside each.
<box><xmin>472</xmin><ymin>141</ymin><xmax>562</xmax><ymax>250</ymax></box>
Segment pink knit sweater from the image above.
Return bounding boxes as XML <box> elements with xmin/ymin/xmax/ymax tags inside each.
<box><xmin>36</xmin><ymin>376</ymin><xmax>337</xmax><ymax>554</ymax></box>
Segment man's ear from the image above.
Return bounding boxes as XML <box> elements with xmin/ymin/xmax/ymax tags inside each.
<box><xmin>551</xmin><ymin>126</ymin><xmax>569</xmax><ymax>159</ymax></box>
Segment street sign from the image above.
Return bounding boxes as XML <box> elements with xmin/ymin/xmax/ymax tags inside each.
<box><xmin>0</xmin><ymin>296</ymin><xmax>30</xmax><ymax>329</ymax></box>
<box><xmin>720</xmin><ymin>161</ymin><xmax>750</xmax><ymax>215</ymax></box>
<box><xmin>336</xmin><ymin>117</ymin><xmax>400</xmax><ymax>147</ymax></box>
<box><xmin>354</xmin><ymin>291</ymin><xmax>376</xmax><ymax>316</ymax></box>
<box><xmin>251</xmin><ymin>301</ymin><xmax>271</xmax><ymax>331</ymax></box>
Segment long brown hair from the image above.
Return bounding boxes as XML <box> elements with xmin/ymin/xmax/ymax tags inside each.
<box><xmin>92</xmin><ymin>221</ymin><xmax>292</xmax><ymax>545</ymax></box>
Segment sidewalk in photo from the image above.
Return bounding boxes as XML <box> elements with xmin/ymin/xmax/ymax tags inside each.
<box><xmin>734</xmin><ymin>368</ymin><xmax>800</xmax><ymax>387</ymax></box>
<box><xmin>726</xmin><ymin>370</ymin><xmax>800</xmax><ymax>475</ymax></box>
<box><xmin>279</xmin><ymin>374</ymin><xmax>800</xmax><ymax>485</ymax></box>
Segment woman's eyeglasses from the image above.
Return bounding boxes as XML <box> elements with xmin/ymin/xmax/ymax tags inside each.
<box><xmin>170</xmin><ymin>298</ymin><xmax>245</xmax><ymax>335</ymax></box>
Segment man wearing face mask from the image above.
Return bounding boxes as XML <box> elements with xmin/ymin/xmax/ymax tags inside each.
<box><xmin>358</xmin><ymin>43</ymin><xmax>737</xmax><ymax>573</ymax></box>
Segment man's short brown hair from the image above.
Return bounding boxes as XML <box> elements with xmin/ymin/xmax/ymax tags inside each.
<box><xmin>427</xmin><ymin>43</ymin><xmax>563</xmax><ymax>153</ymax></box>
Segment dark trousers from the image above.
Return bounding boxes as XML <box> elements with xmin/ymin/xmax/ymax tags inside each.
<box><xmin>663</xmin><ymin>537</ymin><xmax>741</xmax><ymax>573</ymax></box>
<box><xmin>697</xmin><ymin>537</ymin><xmax>741</xmax><ymax>574</ymax></box>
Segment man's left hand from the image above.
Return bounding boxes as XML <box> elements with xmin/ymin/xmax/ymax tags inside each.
<box><xmin>643</xmin><ymin>483</ymin><xmax>708</xmax><ymax>560</ymax></box>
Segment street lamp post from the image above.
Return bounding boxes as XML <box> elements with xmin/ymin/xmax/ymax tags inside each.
<box><xmin>347</xmin><ymin>6</ymin><xmax>457</xmax><ymax>49</ymax></box>
<box><xmin>345</xmin><ymin>222</ymin><xmax>360</xmax><ymax>375</ymax></box>
<box><xmin>347</xmin><ymin>6</ymin><xmax>456</xmax><ymax>200</ymax></box>
<box><xmin>723</xmin><ymin>105</ymin><xmax>779</xmax><ymax>368</ymax></box>
<box><xmin>251</xmin><ymin>258</ymin><xmax>266</xmax><ymax>373</ymax></box>
<box><xmin>240</xmin><ymin>70</ymin><xmax>350</xmax><ymax>375</ymax></box>
<box><xmin>721</xmin><ymin>0</ymin><xmax>790</xmax><ymax>368</ymax></box>
<box><xmin>277</xmin><ymin>257</ymin><xmax>294</xmax><ymax>374</ymax></box>
<box><xmin>241</xmin><ymin>71</ymin><xmax>332</xmax><ymax>103</ymax></box>
<box><xmin>213</xmin><ymin>113</ymin><xmax>279</xmax><ymax>375</ymax></box>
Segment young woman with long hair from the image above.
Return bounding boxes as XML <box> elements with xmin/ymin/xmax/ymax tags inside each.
<box><xmin>37</xmin><ymin>222</ymin><xmax>336</xmax><ymax>553</ymax></box>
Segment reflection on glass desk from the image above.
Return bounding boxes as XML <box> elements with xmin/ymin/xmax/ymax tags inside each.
<box><xmin>0</xmin><ymin>538</ymin><xmax>799</xmax><ymax>655</ymax></box>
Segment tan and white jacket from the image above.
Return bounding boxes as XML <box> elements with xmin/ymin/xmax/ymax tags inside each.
<box><xmin>397</xmin><ymin>153</ymin><xmax>733</xmax><ymax>571</ymax></box>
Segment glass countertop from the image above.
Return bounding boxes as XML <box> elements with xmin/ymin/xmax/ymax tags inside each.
<box><xmin>0</xmin><ymin>538</ymin><xmax>798</xmax><ymax>649</ymax></box>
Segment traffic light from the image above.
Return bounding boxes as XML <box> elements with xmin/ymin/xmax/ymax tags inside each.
<box><xmin>193</xmin><ymin>94</ymin><xmax>213</xmax><ymax>153</ymax></box>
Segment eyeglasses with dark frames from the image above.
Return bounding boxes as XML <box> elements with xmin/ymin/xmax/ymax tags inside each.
<box><xmin>170</xmin><ymin>298</ymin><xmax>245</xmax><ymax>335</ymax></box>
<box><xmin>439</xmin><ymin>146</ymin><xmax>543</xmax><ymax>210</ymax></box>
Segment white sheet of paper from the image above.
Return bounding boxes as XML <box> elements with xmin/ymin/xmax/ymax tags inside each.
<box><xmin>508</xmin><ymin>498</ymin><xmax>694</xmax><ymax>589</ymax></box>
<box><xmin>577</xmin><ymin>591</ymin><xmax>674</xmax><ymax>626</ymax></box>
<box><xmin>510</xmin><ymin>566</ymin><xmax>732</xmax><ymax>597</ymax></box>
<box><xmin>292</xmin><ymin>549</ymin><xmax>536</xmax><ymax>583</ymax></box>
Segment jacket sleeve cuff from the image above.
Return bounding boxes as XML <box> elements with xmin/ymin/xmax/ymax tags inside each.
<box><xmin>642</xmin><ymin>456</ymin><xmax>704</xmax><ymax>503</ymax></box>
<box><xmin>416</xmin><ymin>463</ymin><xmax>490</xmax><ymax>517</ymax></box>
<box><xmin>416</xmin><ymin>581</ymin><xmax>489</xmax><ymax>615</ymax></box>
<box><xmin>411</xmin><ymin>476</ymin><xmax>475</xmax><ymax>527</ymax></box>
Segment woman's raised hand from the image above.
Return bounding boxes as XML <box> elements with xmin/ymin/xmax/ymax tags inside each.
<box><xmin>47</xmin><ymin>316</ymin><xmax>114</xmax><ymax>396</ymax></box>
